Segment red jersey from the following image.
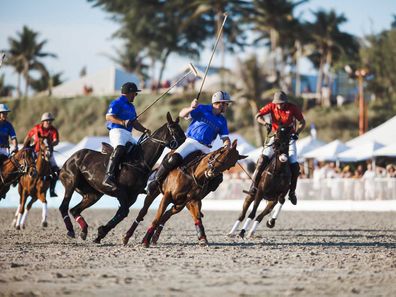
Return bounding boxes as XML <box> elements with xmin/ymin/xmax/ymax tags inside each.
<box><xmin>258</xmin><ymin>102</ymin><xmax>304</xmax><ymax>133</ymax></box>
<box><xmin>27</xmin><ymin>124</ymin><xmax>59</xmax><ymax>152</ymax></box>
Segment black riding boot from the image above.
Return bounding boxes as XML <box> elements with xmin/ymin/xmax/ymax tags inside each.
<box><xmin>243</xmin><ymin>155</ymin><xmax>270</xmax><ymax>196</ymax></box>
<box><xmin>49</xmin><ymin>166</ymin><xmax>60</xmax><ymax>197</ymax></box>
<box><xmin>147</xmin><ymin>153</ymin><xmax>183</xmax><ymax>194</ymax></box>
<box><xmin>102</xmin><ymin>145</ymin><xmax>125</xmax><ymax>190</ymax></box>
<box><xmin>288</xmin><ymin>162</ymin><xmax>300</xmax><ymax>205</ymax></box>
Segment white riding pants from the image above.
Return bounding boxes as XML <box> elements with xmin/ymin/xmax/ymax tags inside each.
<box><xmin>174</xmin><ymin>137</ymin><xmax>211</xmax><ymax>159</ymax></box>
<box><xmin>262</xmin><ymin>136</ymin><xmax>298</xmax><ymax>163</ymax></box>
<box><xmin>109</xmin><ymin>128</ymin><xmax>137</xmax><ymax>147</ymax></box>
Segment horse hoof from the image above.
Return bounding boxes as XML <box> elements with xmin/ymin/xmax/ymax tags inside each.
<box><xmin>93</xmin><ymin>237</ymin><xmax>101</xmax><ymax>244</ymax></box>
<box><xmin>80</xmin><ymin>230</ymin><xmax>88</xmax><ymax>240</ymax></box>
<box><xmin>67</xmin><ymin>231</ymin><xmax>75</xmax><ymax>238</ymax></box>
<box><xmin>122</xmin><ymin>235</ymin><xmax>130</xmax><ymax>246</ymax></box>
<box><xmin>142</xmin><ymin>239</ymin><xmax>150</xmax><ymax>248</ymax></box>
<box><xmin>42</xmin><ymin>221</ymin><xmax>48</xmax><ymax>228</ymax></box>
<box><xmin>199</xmin><ymin>238</ymin><xmax>209</xmax><ymax>246</ymax></box>
<box><xmin>15</xmin><ymin>225</ymin><xmax>21</xmax><ymax>230</ymax></box>
<box><xmin>239</xmin><ymin>230</ymin><xmax>246</xmax><ymax>239</ymax></box>
<box><xmin>266</xmin><ymin>219</ymin><xmax>276</xmax><ymax>228</ymax></box>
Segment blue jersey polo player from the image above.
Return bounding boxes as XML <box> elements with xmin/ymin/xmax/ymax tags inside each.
<box><xmin>103</xmin><ymin>82</ymin><xmax>151</xmax><ymax>190</ymax></box>
<box><xmin>147</xmin><ymin>91</ymin><xmax>232</xmax><ymax>194</ymax></box>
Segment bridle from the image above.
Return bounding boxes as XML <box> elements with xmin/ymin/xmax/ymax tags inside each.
<box><xmin>205</xmin><ymin>148</ymin><xmax>233</xmax><ymax>178</ymax></box>
<box><xmin>142</xmin><ymin>123</ymin><xmax>183</xmax><ymax>150</ymax></box>
<box><xmin>0</xmin><ymin>148</ymin><xmax>36</xmax><ymax>186</ymax></box>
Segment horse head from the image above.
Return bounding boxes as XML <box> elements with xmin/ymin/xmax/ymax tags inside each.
<box><xmin>147</xmin><ymin>112</ymin><xmax>186</xmax><ymax>150</ymax></box>
<box><xmin>205</xmin><ymin>139</ymin><xmax>247</xmax><ymax>179</ymax></box>
<box><xmin>37</xmin><ymin>133</ymin><xmax>53</xmax><ymax>162</ymax></box>
<box><xmin>273</xmin><ymin>125</ymin><xmax>293</xmax><ymax>164</ymax></box>
<box><xmin>12</xmin><ymin>147</ymin><xmax>37</xmax><ymax>177</ymax></box>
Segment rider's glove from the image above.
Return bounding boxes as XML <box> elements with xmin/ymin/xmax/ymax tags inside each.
<box><xmin>291</xmin><ymin>133</ymin><xmax>299</xmax><ymax>141</ymax></box>
<box><xmin>144</xmin><ymin>129</ymin><xmax>151</xmax><ymax>136</ymax></box>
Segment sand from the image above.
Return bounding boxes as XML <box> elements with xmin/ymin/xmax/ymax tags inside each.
<box><xmin>0</xmin><ymin>208</ymin><xmax>395</xmax><ymax>297</ymax></box>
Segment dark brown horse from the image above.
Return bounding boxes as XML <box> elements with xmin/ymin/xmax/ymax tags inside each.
<box><xmin>229</xmin><ymin>125</ymin><xmax>293</xmax><ymax>238</ymax></box>
<box><xmin>0</xmin><ymin>148</ymin><xmax>36</xmax><ymax>201</ymax></box>
<box><xmin>13</xmin><ymin>136</ymin><xmax>53</xmax><ymax>229</ymax></box>
<box><xmin>59</xmin><ymin>112</ymin><xmax>186</xmax><ymax>243</ymax></box>
<box><xmin>126</xmin><ymin>140</ymin><xmax>246</xmax><ymax>247</ymax></box>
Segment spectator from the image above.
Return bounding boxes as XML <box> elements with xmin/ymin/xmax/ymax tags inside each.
<box><xmin>353</xmin><ymin>164</ymin><xmax>364</xmax><ymax>179</ymax></box>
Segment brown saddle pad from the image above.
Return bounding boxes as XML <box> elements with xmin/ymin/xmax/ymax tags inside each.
<box><xmin>180</xmin><ymin>151</ymin><xmax>205</xmax><ymax>169</ymax></box>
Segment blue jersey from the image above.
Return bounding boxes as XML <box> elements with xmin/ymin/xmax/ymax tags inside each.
<box><xmin>0</xmin><ymin>121</ymin><xmax>16</xmax><ymax>147</ymax></box>
<box><xmin>106</xmin><ymin>95</ymin><xmax>137</xmax><ymax>132</ymax></box>
<box><xmin>186</xmin><ymin>104</ymin><xmax>229</xmax><ymax>146</ymax></box>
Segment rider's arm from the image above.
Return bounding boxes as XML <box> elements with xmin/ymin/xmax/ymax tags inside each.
<box><xmin>255</xmin><ymin>113</ymin><xmax>268</xmax><ymax>126</ymax></box>
<box><xmin>221</xmin><ymin>136</ymin><xmax>231</xmax><ymax>148</ymax></box>
<box><xmin>132</xmin><ymin>120</ymin><xmax>150</xmax><ymax>134</ymax></box>
<box><xmin>105</xmin><ymin>114</ymin><xmax>125</xmax><ymax>126</ymax></box>
<box><xmin>179</xmin><ymin>99</ymin><xmax>199</xmax><ymax>119</ymax></box>
<box><xmin>10</xmin><ymin>137</ymin><xmax>18</xmax><ymax>151</ymax></box>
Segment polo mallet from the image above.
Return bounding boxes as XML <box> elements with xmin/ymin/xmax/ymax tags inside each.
<box><xmin>196</xmin><ymin>12</ymin><xmax>228</xmax><ymax>100</ymax></box>
<box><xmin>137</xmin><ymin>63</ymin><xmax>202</xmax><ymax>118</ymax></box>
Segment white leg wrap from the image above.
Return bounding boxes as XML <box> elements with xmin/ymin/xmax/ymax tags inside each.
<box><xmin>242</xmin><ymin>218</ymin><xmax>252</xmax><ymax>230</ymax></box>
<box><xmin>15</xmin><ymin>213</ymin><xmax>22</xmax><ymax>227</ymax></box>
<box><xmin>272</xmin><ymin>203</ymin><xmax>283</xmax><ymax>220</ymax></box>
<box><xmin>20</xmin><ymin>210</ymin><xmax>29</xmax><ymax>227</ymax></box>
<box><xmin>228</xmin><ymin>220</ymin><xmax>241</xmax><ymax>235</ymax></box>
<box><xmin>42</xmin><ymin>203</ymin><xmax>48</xmax><ymax>222</ymax></box>
<box><xmin>248</xmin><ymin>220</ymin><xmax>259</xmax><ymax>237</ymax></box>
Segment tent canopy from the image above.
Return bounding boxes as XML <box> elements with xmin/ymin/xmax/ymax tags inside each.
<box><xmin>373</xmin><ymin>142</ymin><xmax>396</xmax><ymax>157</ymax></box>
<box><xmin>337</xmin><ymin>141</ymin><xmax>384</xmax><ymax>162</ymax></box>
<box><xmin>303</xmin><ymin>140</ymin><xmax>350</xmax><ymax>161</ymax></box>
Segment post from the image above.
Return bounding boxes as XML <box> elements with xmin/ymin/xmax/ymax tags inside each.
<box><xmin>358</xmin><ymin>74</ymin><xmax>365</xmax><ymax>135</ymax></box>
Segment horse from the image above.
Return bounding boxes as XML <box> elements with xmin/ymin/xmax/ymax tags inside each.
<box><xmin>12</xmin><ymin>135</ymin><xmax>53</xmax><ymax>229</ymax></box>
<box><xmin>59</xmin><ymin>112</ymin><xmax>186</xmax><ymax>243</ymax></box>
<box><xmin>228</xmin><ymin>125</ymin><xmax>293</xmax><ymax>238</ymax></box>
<box><xmin>130</xmin><ymin>140</ymin><xmax>246</xmax><ymax>248</ymax></box>
<box><xmin>0</xmin><ymin>147</ymin><xmax>36</xmax><ymax>201</ymax></box>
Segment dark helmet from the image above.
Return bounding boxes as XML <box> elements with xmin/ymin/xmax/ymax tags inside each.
<box><xmin>121</xmin><ymin>82</ymin><xmax>141</xmax><ymax>94</ymax></box>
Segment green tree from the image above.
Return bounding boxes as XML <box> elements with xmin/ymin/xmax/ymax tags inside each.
<box><xmin>0</xmin><ymin>74</ymin><xmax>15</xmax><ymax>97</ymax></box>
<box><xmin>6</xmin><ymin>26</ymin><xmax>56</xmax><ymax>98</ymax></box>
<box><xmin>30</xmin><ymin>71</ymin><xmax>63</xmax><ymax>96</ymax></box>
<box><xmin>306</xmin><ymin>10</ymin><xmax>359</xmax><ymax>105</ymax></box>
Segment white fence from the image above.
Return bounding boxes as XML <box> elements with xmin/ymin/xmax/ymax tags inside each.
<box><xmin>207</xmin><ymin>177</ymin><xmax>396</xmax><ymax>201</ymax></box>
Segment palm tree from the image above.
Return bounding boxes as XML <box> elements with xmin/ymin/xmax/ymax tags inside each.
<box><xmin>251</xmin><ymin>0</ymin><xmax>308</xmax><ymax>88</ymax></box>
<box><xmin>0</xmin><ymin>74</ymin><xmax>15</xmax><ymax>97</ymax></box>
<box><xmin>30</xmin><ymin>71</ymin><xmax>63</xmax><ymax>96</ymax></box>
<box><xmin>307</xmin><ymin>10</ymin><xmax>359</xmax><ymax>105</ymax></box>
<box><xmin>6</xmin><ymin>26</ymin><xmax>56</xmax><ymax>98</ymax></box>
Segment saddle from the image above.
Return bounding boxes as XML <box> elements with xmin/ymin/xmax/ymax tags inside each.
<box><xmin>101</xmin><ymin>142</ymin><xmax>137</xmax><ymax>158</ymax></box>
<box><xmin>179</xmin><ymin>151</ymin><xmax>206</xmax><ymax>171</ymax></box>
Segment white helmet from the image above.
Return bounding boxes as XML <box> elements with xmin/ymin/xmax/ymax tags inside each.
<box><xmin>211</xmin><ymin>91</ymin><xmax>232</xmax><ymax>104</ymax></box>
<box><xmin>41</xmin><ymin>112</ymin><xmax>55</xmax><ymax>122</ymax></box>
<box><xmin>0</xmin><ymin>104</ymin><xmax>11</xmax><ymax>113</ymax></box>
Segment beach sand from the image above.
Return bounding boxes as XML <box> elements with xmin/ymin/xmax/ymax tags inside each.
<box><xmin>0</xmin><ymin>208</ymin><xmax>395</xmax><ymax>297</ymax></box>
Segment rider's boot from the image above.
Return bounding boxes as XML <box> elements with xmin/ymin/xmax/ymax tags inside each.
<box><xmin>288</xmin><ymin>162</ymin><xmax>300</xmax><ymax>205</ymax></box>
<box><xmin>49</xmin><ymin>166</ymin><xmax>60</xmax><ymax>197</ymax></box>
<box><xmin>102</xmin><ymin>145</ymin><xmax>125</xmax><ymax>190</ymax></box>
<box><xmin>243</xmin><ymin>155</ymin><xmax>270</xmax><ymax>196</ymax></box>
<box><xmin>147</xmin><ymin>153</ymin><xmax>183</xmax><ymax>194</ymax></box>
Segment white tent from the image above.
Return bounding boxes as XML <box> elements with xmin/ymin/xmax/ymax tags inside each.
<box><xmin>211</xmin><ymin>133</ymin><xmax>255</xmax><ymax>155</ymax></box>
<box><xmin>296</xmin><ymin>136</ymin><xmax>326</xmax><ymax>161</ymax></box>
<box><xmin>50</xmin><ymin>66</ymin><xmax>140</xmax><ymax>97</ymax></box>
<box><xmin>61</xmin><ymin>136</ymin><xmax>111</xmax><ymax>163</ymax></box>
<box><xmin>347</xmin><ymin>115</ymin><xmax>396</xmax><ymax>147</ymax></box>
<box><xmin>303</xmin><ymin>140</ymin><xmax>350</xmax><ymax>161</ymax></box>
<box><xmin>373</xmin><ymin>142</ymin><xmax>396</xmax><ymax>157</ymax></box>
<box><xmin>337</xmin><ymin>141</ymin><xmax>384</xmax><ymax>162</ymax></box>
<box><xmin>53</xmin><ymin>141</ymin><xmax>75</xmax><ymax>166</ymax></box>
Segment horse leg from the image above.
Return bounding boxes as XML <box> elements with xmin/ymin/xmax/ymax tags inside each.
<box><xmin>152</xmin><ymin>201</ymin><xmax>186</xmax><ymax>245</ymax></box>
<box><xmin>248</xmin><ymin>201</ymin><xmax>277</xmax><ymax>237</ymax></box>
<box><xmin>186</xmin><ymin>200</ymin><xmax>208</xmax><ymax>246</ymax></box>
<box><xmin>94</xmin><ymin>194</ymin><xmax>136</xmax><ymax>244</ymax></box>
<box><xmin>267</xmin><ymin>196</ymin><xmax>285</xmax><ymax>228</ymax></box>
<box><xmin>123</xmin><ymin>191</ymin><xmax>159</xmax><ymax>246</ymax></box>
<box><xmin>70</xmin><ymin>192</ymin><xmax>102</xmax><ymax>240</ymax></box>
<box><xmin>59</xmin><ymin>187</ymin><xmax>77</xmax><ymax>238</ymax></box>
<box><xmin>20</xmin><ymin>196</ymin><xmax>37</xmax><ymax>229</ymax></box>
<box><xmin>229</xmin><ymin>194</ymin><xmax>255</xmax><ymax>236</ymax></box>
<box><xmin>15</xmin><ymin>189</ymin><xmax>28</xmax><ymax>230</ymax></box>
<box><xmin>142</xmin><ymin>192</ymin><xmax>172</xmax><ymax>248</ymax></box>
<box><xmin>239</xmin><ymin>197</ymin><xmax>262</xmax><ymax>238</ymax></box>
<box><xmin>36</xmin><ymin>190</ymin><xmax>48</xmax><ymax>227</ymax></box>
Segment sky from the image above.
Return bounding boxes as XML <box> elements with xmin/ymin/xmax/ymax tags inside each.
<box><xmin>1</xmin><ymin>0</ymin><xmax>396</xmax><ymax>89</ymax></box>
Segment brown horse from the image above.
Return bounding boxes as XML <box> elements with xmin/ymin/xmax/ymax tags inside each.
<box><xmin>59</xmin><ymin>112</ymin><xmax>186</xmax><ymax>243</ymax></box>
<box><xmin>228</xmin><ymin>125</ymin><xmax>293</xmax><ymax>238</ymax></box>
<box><xmin>13</xmin><ymin>136</ymin><xmax>53</xmax><ymax>229</ymax></box>
<box><xmin>0</xmin><ymin>148</ymin><xmax>36</xmax><ymax>201</ymax></box>
<box><xmin>128</xmin><ymin>140</ymin><xmax>246</xmax><ymax>248</ymax></box>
